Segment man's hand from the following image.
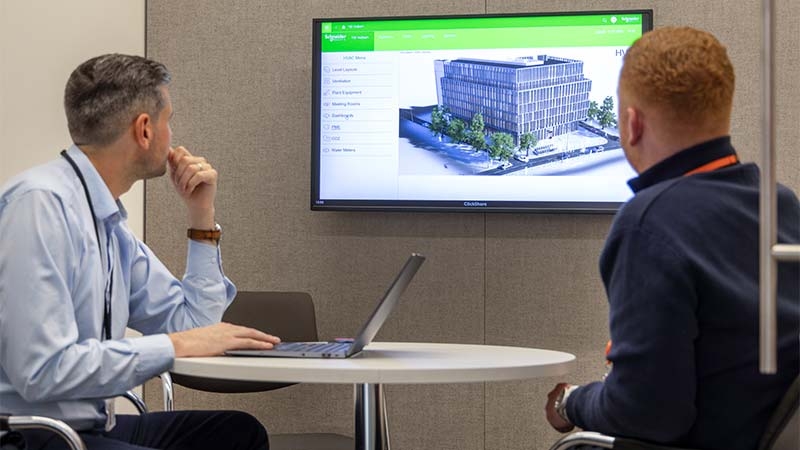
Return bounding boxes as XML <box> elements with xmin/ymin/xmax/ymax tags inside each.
<box><xmin>546</xmin><ymin>382</ymin><xmax>575</xmax><ymax>433</ymax></box>
<box><xmin>168</xmin><ymin>322</ymin><xmax>281</xmax><ymax>358</ymax></box>
<box><xmin>168</xmin><ymin>146</ymin><xmax>217</xmax><ymax>229</ymax></box>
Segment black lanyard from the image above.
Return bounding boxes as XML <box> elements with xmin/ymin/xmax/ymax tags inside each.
<box><xmin>60</xmin><ymin>150</ymin><xmax>112</xmax><ymax>341</ymax></box>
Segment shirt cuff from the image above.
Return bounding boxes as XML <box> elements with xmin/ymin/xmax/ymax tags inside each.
<box><xmin>186</xmin><ymin>238</ymin><xmax>223</xmax><ymax>278</ymax></box>
<box><xmin>128</xmin><ymin>333</ymin><xmax>175</xmax><ymax>380</ymax></box>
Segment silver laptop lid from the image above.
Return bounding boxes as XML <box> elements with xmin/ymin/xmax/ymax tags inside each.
<box><xmin>347</xmin><ymin>253</ymin><xmax>426</xmax><ymax>356</ymax></box>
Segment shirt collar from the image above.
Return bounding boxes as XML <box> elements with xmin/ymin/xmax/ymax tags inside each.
<box><xmin>627</xmin><ymin>136</ymin><xmax>738</xmax><ymax>193</ymax></box>
<box><xmin>65</xmin><ymin>145</ymin><xmax>122</xmax><ymax>223</ymax></box>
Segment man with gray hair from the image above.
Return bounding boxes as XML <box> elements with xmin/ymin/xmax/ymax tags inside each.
<box><xmin>0</xmin><ymin>54</ymin><xmax>280</xmax><ymax>449</ymax></box>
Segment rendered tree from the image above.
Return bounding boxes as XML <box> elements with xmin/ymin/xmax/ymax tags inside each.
<box><xmin>489</xmin><ymin>132</ymin><xmax>515</xmax><ymax>161</ymax></box>
<box><xmin>588</xmin><ymin>100</ymin><xmax>600</xmax><ymax>122</ymax></box>
<box><xmin>598</xmin><ymin>96</ymin><xmax>617</xmax><ymax>129</ymax></box>
<box><xmin>519</xmin><ymin>132</ymin><xmax>537</xmax><ymax>156</ymax></box>
<box><xmin>447</xmin><ymin>118</ymin><xmax>468</xmax><ymax>144</ymax></box>
<box><xmin>430</xmin><ymin>105</ymin><xmax>448</xmax><ymax>140</ymax></box>
<box><xmin>467</xmin><ymin>112</ymin><xmax>487</xmax><ymax>150</ymax></box>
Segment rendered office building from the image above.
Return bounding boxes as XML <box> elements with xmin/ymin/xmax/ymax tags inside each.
<box><xmin>434</xmin><ymin>56</ymin><xmax>592</xmax><ymax>142</ymax></box>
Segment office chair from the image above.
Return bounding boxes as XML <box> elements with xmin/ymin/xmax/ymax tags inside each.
<box><xmin>1</xmin><ymin>415</ymin><xmax>86</xmax><ymax>450</ymax></box>
<box><xmin>548</xmin><ymin>375</ymin><xmax>799</xmax><ymax>450</ymax></box>
<box><xmin>166</xmin><ymin>291</ymin><xmax>362</xmax><ymax>450</ymax></box>
<box><xmin>122</xmin><ymin>372</ymin><xmax>174</xmax><ymax>414</ymax></box>
<box><xmin>0</xmin><ymin>388</ymin><xmax>153</xmax><ymax>450</ymax></box>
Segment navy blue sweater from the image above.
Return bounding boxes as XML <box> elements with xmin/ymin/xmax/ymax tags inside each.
<box><xmin>566</xmin><ymin>137</ymin><xmax>800</xmax><ymax>450</ymax></box>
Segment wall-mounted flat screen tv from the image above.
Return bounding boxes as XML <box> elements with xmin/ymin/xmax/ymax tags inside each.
<box><xmin>311</xmin><ymin>10</ymin><xmax>653</xmax><ymax>212</ymax></box>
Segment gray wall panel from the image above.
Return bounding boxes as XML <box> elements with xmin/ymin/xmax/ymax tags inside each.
<box><xmin>147</xmin><ymin>1</ymin><xmax>488</xmax><ymax>449</ymax></box>
<box><xmin>485</xmin><ymin>212</ymin><xmax>611</xmax><ymax>450</ymax></box>
<box><xmin>775</xmin><ymin>0</ymin><xmax>800</xmax><ymax>189</ymax></box>
<box><xmin>146</xmin><ymin>1</ymin><xmax>799</xmax><ymax>449</ymax></box>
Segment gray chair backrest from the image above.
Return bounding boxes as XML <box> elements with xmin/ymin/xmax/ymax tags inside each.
<box><xmin>759</xmin><ymin>375</ymin><xmax>800</xmax><ymax>450</ymax></box>
<box><xmin>170</xmin><ymin>291</ymin><xmax>319</xmax><ymax>393</ymax></box>
<box><xmin>222</xmin><ymin>291</ymin><xmax>319</xmax><ymax>342</ymax></box>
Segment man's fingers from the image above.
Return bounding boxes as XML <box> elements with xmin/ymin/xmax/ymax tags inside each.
<box><xmin>174</xmin><ymin>159</ymin><xmax>214</xmax><ymax>194</ymax></box>
<box><xmin>547</xmin><ymin>385</ymin><xmax>560</xmax><ymax>401</ymax></box>
<box><xmin>228</xmin><ymin>324</ymin><xmax>281</xmax><ymax>344</ymax></box>
<box><xmin>167</xmin><ymin>146</ymin><xmax>207</xmax><ymax>185</ymax></box>
<box><xmin>228</xmin><ymin>338</ymin><xmax>274</xmax><ymax>350</ymax></box>
<box><xmin>183</xmin><ymin>167</ymin><xmax>217</xmax><ymax>194</ymax></box>
<box><xmin>170</xmin><ymin>145</ymin><xmax>189</xmax><ymax>161</ymax></box>
<box><xmin>175</xmin><ymin>158</ymin><xmax>205</xmax><ymax>187</ymax></box>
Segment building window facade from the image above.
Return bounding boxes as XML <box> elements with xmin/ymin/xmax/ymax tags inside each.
<box><xmin>436</xmin><ymin>56</ymin><xmax>592</xmax><ymax>143</ymax></box>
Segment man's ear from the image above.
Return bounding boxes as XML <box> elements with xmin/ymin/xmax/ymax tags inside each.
<box><xmin>625</xmin><ymin>106</ymin><xmax>643</xmax><ymax>147</ymax></box>
<box><xmin>132</xmin><ymin>113</ymin><xmax>152</xmax><ymax>149</ymax></box>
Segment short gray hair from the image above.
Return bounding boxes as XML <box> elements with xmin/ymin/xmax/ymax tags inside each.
<box><xmin>64</xmin><ymin>54</ymin><xmax>171</xmax><ymax>147</ymax></box>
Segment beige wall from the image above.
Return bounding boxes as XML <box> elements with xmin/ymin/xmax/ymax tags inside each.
<box><xmin>0</xmin><ymin>0</ymin><xmax>145</xmax><ymax>238</ymax></box>
<box><xmin>143</xmin><ymin>2</ymin><xmax>800</xmax><ymax>450</ymax></box>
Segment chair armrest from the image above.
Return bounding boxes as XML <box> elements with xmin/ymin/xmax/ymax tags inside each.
<box><xmin>158</xmin><ymin>372</ymin><xmax>174</xmax><ymax>411</ymax></box>
<box><xmin>120</xmin><ymin>390</ymin><xmax>148</xmax><ymax>415</ymax></box>
<box><xmin>118</xmin><ymin>372</ymin><xmax>172</xmax><ymax>414</ymax></box>
<box><xmin>613</xmin><ymin>437</ymin><xmax>700</xmax><ymax>450</ymax></box>
<box><xmin>1</xmin><ymin>415</ymin><xmax>86</xmax><ymax>450</ymax></box>
<box><xmin>0</xmin><ymin>371</ymin><xmax>174</xmax><ymax>450</ymax></box>
<box><xmin>549</xmin><ymin>432</ymin><xmax>616</xmax><ymax>450</ymax></box>
<box><xmin>549</xmin><ymin>432</ymin><xmax>699</xmax><ymax>450</ymax></box>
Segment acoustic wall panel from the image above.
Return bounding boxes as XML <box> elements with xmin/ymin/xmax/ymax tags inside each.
<box><xmin>146</xmin><ymin>1</ymin><xmax>800</xmax><ymax>449</ymax></box>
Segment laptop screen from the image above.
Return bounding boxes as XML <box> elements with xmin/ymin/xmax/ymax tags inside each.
<box><xmin>349</xmin><ymin>253</ymin><xmax>426</xmax><ymax>355</ymax></box>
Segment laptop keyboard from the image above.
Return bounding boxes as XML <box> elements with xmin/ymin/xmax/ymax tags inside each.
<box><xmin>275</xmin><ymin>341</ymin><xmax>351</xmax><ymax>353</ymax></box>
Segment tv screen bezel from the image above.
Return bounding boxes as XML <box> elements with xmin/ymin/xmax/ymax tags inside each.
<box><xmin>310</xmin><ymin>9</ymin><xmax>654</xmax><ymax>213</ymax></box>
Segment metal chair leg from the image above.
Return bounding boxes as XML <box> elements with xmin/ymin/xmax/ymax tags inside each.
<box><xmin>159</xmin><ymin>372</ymin><xmax>174</xmax><ymax>411</ymax></box>
<box><xmin>379</xmin><ymin>384</ymin><xmax>391</xmax><ymax>450</ymax></box>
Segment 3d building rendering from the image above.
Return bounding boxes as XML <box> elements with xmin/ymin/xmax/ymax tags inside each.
<box><xmin>434</xmin><ymin>55</ymin><xmax>592</xmax><ymax>143</ymax></box>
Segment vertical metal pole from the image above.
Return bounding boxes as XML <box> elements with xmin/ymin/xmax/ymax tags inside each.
<box><xmin>759</xmin><ymin>0</ymin><xmax>777</xmax><ymax>374</ymax></box>
<box><xmin>354</xmin><ymin>383</ymin><xmax>378</xmax><ymax>450</ymax></box>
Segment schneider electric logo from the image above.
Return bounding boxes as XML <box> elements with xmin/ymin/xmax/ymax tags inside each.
<box><xmin>325</xmin><ymin>34</ymin><xmax>348</xmax><ymax>42</ymax></box>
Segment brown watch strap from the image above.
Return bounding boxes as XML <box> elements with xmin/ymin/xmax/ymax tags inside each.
<box><xmin>187</xmin><ymin>225</ymin><xmax>221</xmax><ymax>242</ymax></box>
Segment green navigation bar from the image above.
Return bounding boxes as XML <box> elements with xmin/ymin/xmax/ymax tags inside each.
<box><xmin>321</xmin><ymin>25</ymin><xmax>642</xmax><ymax>52</ymax></box>
<box><xmin>321</xmin><ymin>14</ymin><xmax>643</xmax><ymax>32</ymax></box>
<box><xmin>319</xmin><ymin>14</ymin><xmax>644</xmax><ymax>52</ymax></box>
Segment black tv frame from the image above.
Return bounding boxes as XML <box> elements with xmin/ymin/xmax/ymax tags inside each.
<box><xmin>311</xmin><ymin>10</ymin><xmax>653</xmax><ymax>213</ymax></box>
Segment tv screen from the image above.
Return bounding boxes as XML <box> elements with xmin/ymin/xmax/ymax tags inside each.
<box><xmin>311</xmin><ymin>10</ymin><xmax>653</xmax><ymax>212</ymax></box>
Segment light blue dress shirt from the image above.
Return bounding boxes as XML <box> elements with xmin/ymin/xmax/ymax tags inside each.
<box><xmin>0</xmin><ymin>145</ymin><xmax>236</xmax><ymax>430</ymax></box>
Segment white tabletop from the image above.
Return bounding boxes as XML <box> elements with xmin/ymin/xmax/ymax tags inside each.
<box><xmin>172</xmin><ymin>342</ymin><xmax>575</xmax><ymax>384</ymax></box>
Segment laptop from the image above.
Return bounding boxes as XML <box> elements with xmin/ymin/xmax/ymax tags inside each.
<box><xmin>226</xmin><ymin>253</ymin><xmax>425</xmax><ymax>358</ymax></box>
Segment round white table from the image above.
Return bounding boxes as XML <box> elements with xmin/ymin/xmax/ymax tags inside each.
<box><xmin>173</xmin><ymin>342</ymin><xmax>575</xmax><ymax>450</ymax></box>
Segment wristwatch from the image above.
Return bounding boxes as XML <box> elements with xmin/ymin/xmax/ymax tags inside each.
<box><xmin>554</xmin><ymin>385</ymin><xmax>577</xmax><ymax>423</ymax></box>
<box><xmin>187</xmin><ymin>223</ymin><xmax>221</xmax><ymax>243</ymax></box>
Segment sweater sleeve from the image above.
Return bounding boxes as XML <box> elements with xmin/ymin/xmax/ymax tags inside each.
<box><xmin>566</xmin><ymin>226</ymin><xmax>699</xmax><ymax>443</ymax></box>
